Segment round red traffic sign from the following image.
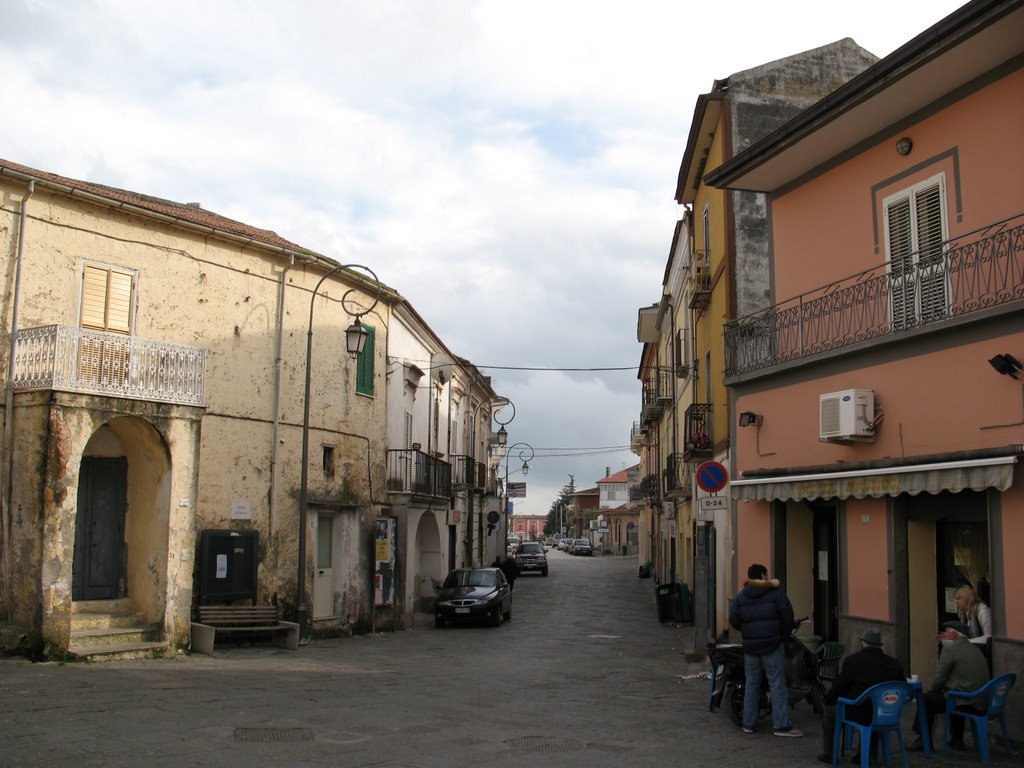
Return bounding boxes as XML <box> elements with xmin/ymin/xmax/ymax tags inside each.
<box><xmin>696</xmin><ymin>461</ymin><xmax>729</xmax><ymax>493</ymax></box>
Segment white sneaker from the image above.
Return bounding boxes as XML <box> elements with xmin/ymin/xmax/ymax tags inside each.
<box><xmin>773</xmin><ymin>727</ymin><xmax>803</xmax><ymax>737</ymax></box>
<box><xmin>742</xmin><ymin>727</ymin><xmax>755</xmax><ymax>734</ymax></box>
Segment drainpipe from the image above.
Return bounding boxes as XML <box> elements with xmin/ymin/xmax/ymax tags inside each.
<box><xmin>2</xmin><ymin>180</ymin><xmax>33</xmax><ymax>615</ymax></box>
<box><xmin>268</xmin><ymin>254</ymin><xmax>293</xmax><ymax>583</ymax></box>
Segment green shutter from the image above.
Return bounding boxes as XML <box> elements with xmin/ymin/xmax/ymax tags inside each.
<box><xmin>356</xmin><ymin>325</ymin><xmax>375</xmax><ymax>396</ymax></box>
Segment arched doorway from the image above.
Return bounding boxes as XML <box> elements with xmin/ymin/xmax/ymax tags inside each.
<box><xmin>415</xmin><ymin>511</ymin><xmax>442</xmax><ymax>612</ymax></box>
<box><xmin>72</xmin><ymin>418</ymin><xmax>172</xmax><ymax>627</ymax></box>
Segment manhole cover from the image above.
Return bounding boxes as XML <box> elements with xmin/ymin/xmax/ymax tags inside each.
<box><xmin>506</xmin><ymin>737</ymin><xmax>586</xmax><ymax>753</ymax></box>
<box><xmin>234</xmin><ymin>727</ymin><xmax>315</xmax><ymax>742</ymax></box>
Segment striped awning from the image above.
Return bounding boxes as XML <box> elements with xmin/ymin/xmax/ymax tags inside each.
<box><xmin>730</xmin><ymin>456</ymin><xmax>1017</xmax><ymax>503</ymax></box>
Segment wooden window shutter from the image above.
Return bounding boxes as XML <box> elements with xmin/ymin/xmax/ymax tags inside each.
<box><xmin>81</xmin><ymin>264</ymin><xmax>134</xmax><ymax>333</ymax></box>
<box><xmin>355</xmin><ymin>325</ymin><xmax>376</xmax><ymax>396</ymax></box>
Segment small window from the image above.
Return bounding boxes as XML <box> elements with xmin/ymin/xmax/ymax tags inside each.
<box><xmin>355</xmin><ymin>325</ymin><xmax>376</xmax><ymax>396</ymax></box>
<box><xmin>322</xmin><ymin>445</ymin><xmax>335</xmax><ymax>477</ymax></box>
<box><xmin>81</xmin><ymin>263</ymin><xmax>136</xmax><ymax>334</ymax></box>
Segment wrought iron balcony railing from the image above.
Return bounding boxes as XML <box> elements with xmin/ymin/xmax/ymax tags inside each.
<box><xmin>664</xmin><ymin>454</ymin><xmax>693</xmax><ymax>499</ymax></box>
<box><xmin>629</xmin><ymin>474</ymin><xmax>660</xmax><ymax>502</ymax></box>
<box><xmin>640</xmin><ymin>368</ymin><xmax>673</xmax><ymax>424</ymax></box>
<box><xmin>683</xmin><ymin>403</ymin><xmax>713</xmax><ymax>459</ymax></box>
<box><xmin>451</xmin><ymin>455</ymin><xmax>487</xmax><ymax>491</ymax></box>
<box><xmin>386</xmin><ymin>449</ymin><xmax>452</xmax><ymax>498</ymax></box>
<box><xmin>13</xmin><ymin>325</ymin><xmax>206</xmax><ymax>406</ymax></box>
<box><xmin>725</xmin><ymin>214</ymin><xmax>1024</xmax><ymax>378</ymax></box>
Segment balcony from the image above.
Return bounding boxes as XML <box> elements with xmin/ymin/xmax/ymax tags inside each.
<box><xmin>683</xmin><ymin>403</ymin><xmax>713</xmax><ymax>460</ymax></box>
<box><xmin>724</xmin><ymin>213</ymin><xmax>1024</xmax><ymax>378</ymax></box>
<box><xmin>451</xmin><ymin>455</ymin><xmax>488</xmax><ymax>492</ymax></box>
<box><xmin>640</xmin><ymin>368</ymin><xmax>673</xmax><ymax>424</ymax></box>
<box><xmin>629</xmin><ymin>474</ymin><xmax>660</xmax><ymax>502</ymax></box>
<box><xmin>13</xmin><ymin>325</ymin><xmax>206</xmax><ymax>407</ymax></box>
<box><xmin>386</xmin><ymin>449</ymin><xmax>452</xmax><ymax>498</ymax></box>
<box><xmin>664</xmin><ymin>454</ymin><xmax>693</xmax><ymax>499</ymax></box>
<box><xmin>688</xmin><ymin>268</ymin><xmax>712</xmax><ymax>310</ymax></box>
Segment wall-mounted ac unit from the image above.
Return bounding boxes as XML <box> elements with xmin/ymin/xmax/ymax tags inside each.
<box><xmin>819</xmin><ymin>388</ymin><xmax>875</xmax><ymax>443</ymax></box>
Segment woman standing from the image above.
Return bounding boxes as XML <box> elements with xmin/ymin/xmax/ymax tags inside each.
<box><xmin>954</xmin><ymin>584</ymin><xmax>991</xmax><ymax>645</ymax></box>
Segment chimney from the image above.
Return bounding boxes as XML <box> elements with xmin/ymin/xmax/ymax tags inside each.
<box><xmin>605</xmin><ymin>467</ymin><xmax>610</xmax><ymax>477</ymax></box>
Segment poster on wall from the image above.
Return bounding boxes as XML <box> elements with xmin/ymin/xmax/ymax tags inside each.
<box><xmin>374</xmin><ymin>518</ymin><xmax>396</xmax><ymax>606</ymax></box>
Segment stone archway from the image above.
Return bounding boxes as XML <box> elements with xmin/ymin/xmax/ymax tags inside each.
<box><xmin>414</xmin><ymin>511</ymin><xmax>443</xmax><ymax>612</ymax></box>
<box><xmin>78</xmin><ymin>417</ymin><xmax>173</xmax><ymax>627</ymax></box>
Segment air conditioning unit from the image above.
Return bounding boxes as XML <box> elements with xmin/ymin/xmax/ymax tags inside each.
<box><xmin>819</xmin><ymin>389</ymin><xmax>875</xmax><ymax>443</ymax></box>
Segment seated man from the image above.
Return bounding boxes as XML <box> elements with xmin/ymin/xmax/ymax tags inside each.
<box><xmin>816</xmin><ymin>628</ymin><xmax>905</xmax><ymax>764</ymax></box>
<box><xmin>910</xmin><ymin>620</ymin><xmax>990</xmax><ymax>751</ymax></box>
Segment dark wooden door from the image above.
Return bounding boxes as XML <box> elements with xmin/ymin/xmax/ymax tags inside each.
<box><xmin>72</xmin><ymin>457</ymin><xmax>127</xmax><ymax>601</ymax></box>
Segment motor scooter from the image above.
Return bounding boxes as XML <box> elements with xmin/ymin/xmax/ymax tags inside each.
<box><xmin>707</xmin><ymin>618</ymin><xmax>827</xmax><ymax>727</ymax></box>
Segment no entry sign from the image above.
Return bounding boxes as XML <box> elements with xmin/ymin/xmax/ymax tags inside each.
<box><xmin>695</xmin><ymin>461</ymin><xmax>729</xmax><ymax>493</ymax></box>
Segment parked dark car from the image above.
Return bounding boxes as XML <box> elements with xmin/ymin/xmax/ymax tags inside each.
<box><xmin>515</xmin><ymin>541</ymin><xmax>548</xmax><ymax>576</ymax></box>
<box><xmin>433</xmin><ymin>567</ymin><xmax>512</xmax><ymax>628</ymax></box>
<box><xmin>571</xmin><ymin>538</ymin><xmax>593</xmax><ymax>556</ymax></box>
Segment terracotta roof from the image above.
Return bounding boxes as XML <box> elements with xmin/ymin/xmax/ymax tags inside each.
<box><xmin>0</xmin><ymin>157</ymin><xmax>313</xmax><ymax>256</ymax></box>
<box><xmin>597</xmin><ymin>469</ymin><xmax>630</xmax><ymax>483</ymax></box>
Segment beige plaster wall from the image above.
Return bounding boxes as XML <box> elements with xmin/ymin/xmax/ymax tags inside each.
<box><xmin>1</xmin><ymin>174</ymin><xmax>388</xmax><ymax>645</ymax></box>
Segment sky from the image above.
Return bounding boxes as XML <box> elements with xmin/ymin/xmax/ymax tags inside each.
<box><xmin>0</xmin><ymin>0</ymin><xmax>969</xmax><ymax>519</ymax></box>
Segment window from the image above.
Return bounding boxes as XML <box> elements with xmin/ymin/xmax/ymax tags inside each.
<box><xmin>78</xmin><ymin>262</ymin><xmax>136</xmax><ymax>386</ymax></box>
<box><xmin>884</xmin><ymin>175</ymin><xmax>948</xmax><ymax>330</ymax></box>
<box><xmin>355</xmin><ymin>325</ymin><xmax>376</xmax><ymax>396</ymax></box>
<box><xmin>322</xmin><ymin>445</ymin><xmax>335</xmax><ymax>477</ymax></box>
<box><xmin>81</xmin><ymin>263</ymin><xmax>136</xmax><ymax>334</ymax></box>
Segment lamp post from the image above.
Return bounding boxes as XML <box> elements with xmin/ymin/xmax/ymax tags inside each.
<box><xmin>297</xmin><ymin>263</ymin><xmax>381</xmax><ymax>642</ymax></box>
<box><xmin>502</xmin><ymin>442</ymin><xmax>534</xmax><ymax>543</ymax></box>
<box><xmin>466</xmin><ymin>396</ymin><xmax>510</xmax><ymax>567</ymax></box>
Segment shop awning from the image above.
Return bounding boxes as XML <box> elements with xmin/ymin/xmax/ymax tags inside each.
<box><xmin>730</xmin><ymin>456</ymin><xmax>1017</xmax><ymax>502</ymax></box>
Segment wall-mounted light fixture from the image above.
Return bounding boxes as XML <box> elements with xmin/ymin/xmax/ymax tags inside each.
<box><xmin>989</xmin><ymin>353</ymin><xmax>1023</xmax><ymax>379</ymax></box>
<box><xmin>895</xmin><ymin>137</ymin><xmax>913</xmax><ymax>156</ymax></box>
<box><xmin>739</xmin><ymin>411</ymin><xmax>763</xmax><ymax>428</ymax></box>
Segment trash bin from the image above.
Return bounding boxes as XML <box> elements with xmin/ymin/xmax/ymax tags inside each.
<box><xmin>655</xmin><ymin>583</ymin><xmax>675</xmax><ymax>623</ymax></box>
<box><xmin>677</xmin><ymin>582</ymin><xmax>693</xmax><ymax>623</ymax></box>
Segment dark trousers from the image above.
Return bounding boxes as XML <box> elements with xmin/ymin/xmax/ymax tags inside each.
<box><xmin>913</xmin><ymin>690</ymin><xmax>967</xmax><ymax>743</ymax></box>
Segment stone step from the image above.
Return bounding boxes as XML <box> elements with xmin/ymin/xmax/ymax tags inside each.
<box><xmin>68</xmin><ymin>641</ymin><xmax>168</xmax><ymax>662</ymax></box>
<box><xmin>70</xmin><ymin>624</ymin><xmax>159</xmax><ymax>649</ymax></box>
<box><xmin>70</xmin><ymin>611</ymin><xmax>148</xmax><ymax>632</ymax></box>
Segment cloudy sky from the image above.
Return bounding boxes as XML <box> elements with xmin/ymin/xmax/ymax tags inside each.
<box><xmin>1</xmin><ymin>0</ymin><xmax>967</xmax><ymax>518</ymax></box>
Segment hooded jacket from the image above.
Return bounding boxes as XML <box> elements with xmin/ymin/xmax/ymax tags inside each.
<box><xmin>728</xmin><ymin>577</ymin><xmax>796</xmax><ymax>656</ymax></box>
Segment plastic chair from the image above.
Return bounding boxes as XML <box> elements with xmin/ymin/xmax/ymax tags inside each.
<box><xmin>831</xmin><ymin>680</ymin><xmax>915</xmax><ymax>768</ymax></box>
<box><xmin>816</xmin><ymin>642</ymin><xmax>845</xmax><ymax>683</ymax></box>
<box><xmin>943</xmin><ymin>673</ymin><xmax>1017</xmax><ymax>764</ymax></box>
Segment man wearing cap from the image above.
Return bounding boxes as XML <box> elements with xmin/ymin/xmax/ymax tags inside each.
<box><xmin>815</xmin><ymin>628</ymin><xmax>904</xmax><ymax>764</ymax></box>
<box><xmin>910</xmin><ymin>620</ymin><xmax>989</xmax><ymax>751</ymax></box>
<box><xmin>729</xmin><ymin>563</ymin><xmax>801</xmax><ymax>737</ymax></box>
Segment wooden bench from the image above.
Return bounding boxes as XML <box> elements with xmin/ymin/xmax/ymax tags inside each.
<box><xmin>190</xmin><ymin>605</ymin><xmax>299</xmax><ymax>655</ymax></box>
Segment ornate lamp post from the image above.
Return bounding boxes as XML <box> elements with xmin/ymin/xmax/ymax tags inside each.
<box><xmin>297</xmin><ymin>263</ymin><xmax>381</xmax><ymax>642</ymax></box>
<box><xmin>466</xmin><ymin>396</ymin><xmax>510</xmax><ymax>566</ymax></box>
<box><xmin>502</xmin><ymin>442</ymin><xmax>534</xmax><ymax>542</ymax></box>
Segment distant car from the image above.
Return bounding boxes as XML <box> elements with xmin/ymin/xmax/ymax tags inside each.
<box><xmin>434</xmin><ymin>568</ymin><xmax>511</xmax><ymax>628</ymax></box>
<box><xmin>572</xmin><ymin>538</ymin><xmax>593</xmax><ymax>556</ymax></box>
<box><xmin>507</xmin><ymin>537</ymin><xmax>521</xmax><ymax>554</ymax></box>
<box><xmin>558</xmin><ymin>538</ymin><xmax>572</xmax><ymax>552</ymax></box>
<box><xmin>515</xmin><ymin>541</ymin><xmax>549</xmax><ymax>576</ymax></box>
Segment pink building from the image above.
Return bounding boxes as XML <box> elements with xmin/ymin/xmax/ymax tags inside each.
<box><xmin>708</xmin><ymin>0</ymin><xmax>1023</xmax><ymax>734</ymax></box>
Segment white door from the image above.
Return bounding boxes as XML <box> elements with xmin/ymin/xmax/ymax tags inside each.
<box><xmin>314</xmin><ymin>514</ymin><xmax>335</xmax><ymax>619</ymax></box>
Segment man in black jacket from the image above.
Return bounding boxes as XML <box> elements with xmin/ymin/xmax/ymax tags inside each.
<box><xmin>729</xmin><ymin>563</ymin><xmax>802</xmax><ymax>737</ymax></box>
<box><xmin>816</xmin><ymin>627</ymin><xmax>905</xmax><ymax>763</ymax></box>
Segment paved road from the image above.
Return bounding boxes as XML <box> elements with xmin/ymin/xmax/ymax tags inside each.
<box><xmin>1</xmin><ymin>551</ymin><xmax>1019</xmax><ymax>767</ymax></box>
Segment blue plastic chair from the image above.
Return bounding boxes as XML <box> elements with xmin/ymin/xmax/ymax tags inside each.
<box><xmin>943</xmin><ymin>673</ymin><xmax>1017</xmax><ymax>764</ymax></box>
<box><xmin>832</xmin><ymin>681</ymin><xmax>915</xmax><ymax>768</ymax></box>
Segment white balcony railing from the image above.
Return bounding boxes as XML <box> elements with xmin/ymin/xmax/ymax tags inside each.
<box><xmin>13</xmin><ymin>325</ymin><xmax>206</xmax><ymax>407</ymax></box>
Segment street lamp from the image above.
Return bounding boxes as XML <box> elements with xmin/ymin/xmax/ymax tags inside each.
<box><xmin>466</xmin><ymin>396</ymin><xmax>511</xmax><ymax>567</ymax></box>
<box><xmin>297</xmin><ymin>263</ymin><xmax>381</xmax><ymax>642</ymax></box>
<box><xmin>502</xmin><ymin>442</ymin><xmax>534</xmax><ymax>543</ymax></box>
